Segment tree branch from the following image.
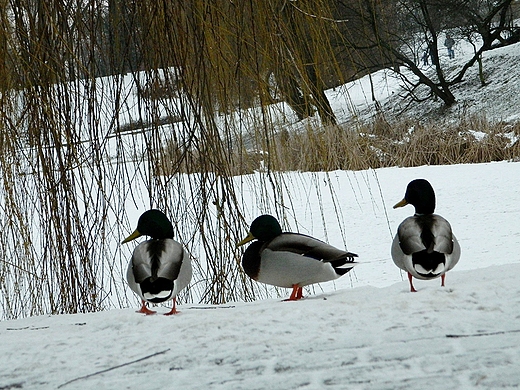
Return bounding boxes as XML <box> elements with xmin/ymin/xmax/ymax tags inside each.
<box><xmin>446</xmin><ymin>329</ymin><xmax>520</xmax><ymax>338</ymax></box>
<box><xmin>57</xmin><ymin>348</ymin><xmax>171</xmax><ymax>388</ymax></box>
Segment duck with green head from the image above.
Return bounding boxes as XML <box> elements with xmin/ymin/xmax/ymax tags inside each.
<box><xmin>122</xmin><ymin>209</ymin><xmax>192</xmax><ymax>315</ymax></box>
<box><xmin>237</xmin><ymin>215</ymin><xmax>358</xmax><ymax>300</ymax></box>
<box><xmin>391</xmin><ymin>179</ymin><xmax>461</xmax><ymax>292</ymax></box>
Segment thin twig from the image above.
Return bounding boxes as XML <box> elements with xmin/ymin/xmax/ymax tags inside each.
<box><xmin>446</xmin><ymin>329</ymin><xmax>520</xmax><ymax>338</ymax></box>
<box><xmin>288</xmin><ymin>1</ymin><xmax>349</xmax><ymax>23</ymax></box>
<box><xmin>187</xmin><ymin>305</ymin><xmax>235</xmax><ymax>310</ymax></box>
<box><xmin>0</xmin><ymin>260</ymin><xmax>40</xmax><ymax>278</ymax></box>
<box><xmin>57</xmin><ymin>348</ymin><xmax>170</xmax><ymax>388</ymax></box>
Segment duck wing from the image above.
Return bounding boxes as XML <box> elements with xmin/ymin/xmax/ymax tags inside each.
<box><xmin>429</xmin><ymin>215</ymin><xmax>455</xmax><ymax>254</ymax></box>
<box><xmin>397</xmin><ymin>215</ymin><xmax>454</xmax><ymax>255</ymax></box>
<box><xmin>265</xmin><ymin>233</ymin><xmax>357</xmax><ymax>262</ymax></box>
<box><xmin>131</xmin><ymin>239</ymin><xmax>185</xmax><ymax>283</ymax></box>
<box><xmin>396</xmin><ymin>217</ymin><xmax>427</xmax><ymax>255</ymax></box>
<box><xmin>446</xmin><ymin>234</ymin><xmax>461</xmax><ymax>271</ymax></box>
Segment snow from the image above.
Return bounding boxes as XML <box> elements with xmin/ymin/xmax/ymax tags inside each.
<box><xmin>1</xmin><ymin>161</ymin><xmax>520</xmax><ymax>389</ymax></box>
<box><xmin>2</xmin><ymin>31</ymin><xmax>520</xmax><ymax>390</ymax></box>
<box><xmin>326</xmin><ymin>42</ymin><xmax>520</xmax><ymax>126</ymax></box>
<box><xmin>2</xmin><ymin>267</ymin><xmax>520</xmax><ymax>389</ymax></box>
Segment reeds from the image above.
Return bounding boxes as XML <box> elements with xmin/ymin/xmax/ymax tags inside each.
<box><xmin>224</xmin><ymin>114</ymin><xmax>520</xmax><ymax>174</ymax></box>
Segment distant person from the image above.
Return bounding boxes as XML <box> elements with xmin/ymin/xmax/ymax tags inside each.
<box><xmin>427</xmin><ymin>40</ymin><xmax>437</xmax><ymax>66</ymax></box>
<box><xmin>422</xmin><ymin>47</ymin><xmax>429</xmax><ymax>66</ymax></box>
<box><xmin>444</xmin><ymin>35</ymin><xmax>455</xmax><ymax>59</ymax></box>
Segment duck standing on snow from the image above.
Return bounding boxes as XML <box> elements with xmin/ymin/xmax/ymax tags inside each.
<box><xmin>236</xmin><ymin>215</ymin><xmax>358</xmax><ymax>300</ymax></box>
<box><xmin>391</xmin><ymin>179</ymin><xmax>461</xmax><ymax>292</ymax></box>
<box><xmin>122</xmin><ymin>209</ymin><xmax>192</xmax><ymax>315</ymax></box>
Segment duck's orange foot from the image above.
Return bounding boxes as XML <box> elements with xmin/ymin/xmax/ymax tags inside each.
<box><xmin>164</xmin><ymin>298</ymin><xmax>179</xmax><ymax>315</ymax></box>
<box><xmin>137</xmin><ymin>301</ymin><xmax>156</xmax><ymax>315</ymax></box>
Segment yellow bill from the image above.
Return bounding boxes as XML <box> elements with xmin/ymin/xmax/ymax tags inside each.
<box><xmin>393</xmin><ymin>199</ymin><xmax>409</xmax><ymax>209</ymax></box>
<box><xmin>121</xmin><ymin>229</ymin><xmax>142</xmax><ymax>244</ymax></box>
<box><xmin>236</xmin><ymin>231</ymin><xmax>255</xmax><ymax>248</ymax></box>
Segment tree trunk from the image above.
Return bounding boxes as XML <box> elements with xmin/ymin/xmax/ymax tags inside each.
<box><xmin>274</xmin><ymin>67</ymin><xmax>314</xmax><ymax>122</ymax></box>
<box><xmin>279</xmin><ymin>1</ymin><xmax>337</xmax><ymax>125</ymax></box>
<box><xmin>305</xmin><ymin>63</ymin><xmax>337</xmax><ymax>125</ymax></box>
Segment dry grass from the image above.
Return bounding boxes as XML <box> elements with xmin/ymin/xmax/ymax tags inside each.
<box><xmin>229</xmin><ymin>116</ymin><xmax>520</xmax><ymax>173</ymax></box>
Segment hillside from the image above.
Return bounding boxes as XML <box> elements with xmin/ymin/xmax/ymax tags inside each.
<box><xmin>324</xmin><ymin>41</ymin><xmax>520</xmax><ymax>126</ymax></box>
<box><xmin>1</xmin><ymin>161</ymin><xmax>520</xmax><ymax>389</ymax></box>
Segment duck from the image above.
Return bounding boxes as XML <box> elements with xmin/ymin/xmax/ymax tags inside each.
<box><xmin>121</xmin><ymin>209</ymin><xmax>192</xmax><ymax>315</ymax></box>
<box><xmin>236</xmin><ymin>214</ymin><xmax>358</xmax><ymax>300</ymax></box>
<box><xmin>391</xmin><ymin>179</ymin><xmax>461</xmax><ymax>292</ymax></box>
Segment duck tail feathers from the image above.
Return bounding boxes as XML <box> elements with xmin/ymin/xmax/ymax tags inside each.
<box><xmin>328</xmin><ymin>252</ymin><xmax>358</xmax><ymax>275</ymax></box>
<box><xmin>140</xmin><ymin>277</ymin><xmax>174</xmax><ymax>303</ymax></box>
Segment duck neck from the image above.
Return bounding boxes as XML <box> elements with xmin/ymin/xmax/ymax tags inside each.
<box><xmin>414</xmin><ymin>205</ymin><xmax>435</xmax><ymax>215</ymax></box>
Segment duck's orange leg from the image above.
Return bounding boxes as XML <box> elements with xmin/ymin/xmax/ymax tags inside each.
<box><xmin>137</xmin><ymin>300</ymin><xmax>156</xmax><ymax>315</ymax></box>
<box><xmin>164</xmin><ymin>298</ymin><xmax>180</xmax><ymax>316</ymax></box>
<box><xmin>284</xmin><ymin>285</ymin><xmax>304</xmax><ymax>301</ymax></box>
<box><xmin>296</xmin><ymin>286</ymin><xmax>303</xmax><ymax>300</ymax></box>
<box><xmin>441</xmin><ymin>274</ymin><xmax>446</xmax><ymax>287</ymax></box>
<box><xmin>284</xmin><ymin>285</ymin><xmax>301</xmax><ymax>301</ymax></box>
<box><xmin>408</xmin><ymin>273</ymin><xmax>417</xmax><ymax>293</ymax></box>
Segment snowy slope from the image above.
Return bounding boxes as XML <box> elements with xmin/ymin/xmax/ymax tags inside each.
<box><xmin>1</xmin><ymin>264</ymin><xmax>519</xmax><ymax>390</ymax></box>
<box><xmin>324</xmin><ymin>42</ymin><xmax>520</xmax><ymax>125</ymax></box>
<box><xmin>1</xmin><ymin>161</ymin><xmax>520</xmax><ymax>389</ymax></box>
<box><xmin>2</xmin><ymin>32</ymin><xmax>520</xmax><ymax>390</ymax></box>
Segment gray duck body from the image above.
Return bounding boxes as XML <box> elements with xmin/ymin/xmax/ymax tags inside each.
<box><xmin>239</xmin><ymin>215</ymin><xmax>357</xmax><ymax>292</ymax></box>
<box><xmin>391</xmin><ymin>179</ymin><xmax>461</xmax><ymax>290</ymax></box>
<box><xmin>127</xmin><ymin>238</ymin><xmax>192</xmax><ymax>303</ymax></box>
<box><xmin>391</xmin><ymin>213</ymin><xmax>460</xmax><ymax>280</ymax></box>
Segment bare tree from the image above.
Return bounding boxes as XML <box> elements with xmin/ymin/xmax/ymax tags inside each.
<box><xmin>333</xmin><ymin>0</ymin><xmax>516</xmax><ymax>107</ymax></box>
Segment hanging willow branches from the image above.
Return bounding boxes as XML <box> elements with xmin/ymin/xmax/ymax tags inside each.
<box><xmin>1</xmin><ymin>0</ymin><xmax>517</xmax><ymax>319</ymax></box>
<box><xmin>0</xmin><ymin>0</ymin><xmax>351</xmax><ymax>319</ymax></box>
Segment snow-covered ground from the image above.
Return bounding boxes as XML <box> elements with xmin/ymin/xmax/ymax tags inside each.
<box><xmin>1</xmin><ymin>161</ymin><xmax>519</xmax><ymax>389</ymax></box>
<box><xmin>2</xmin><ymin>30</ymin><xmax>520</xmax><ymax>390</ymax></box>
<box><xmin>0</xmin><ymin>264</ymin><xmax>520</xmax><ymax>390</ymax></box>
<box><xmin>3</xmin><ymin>263</ymin><xmax>520</xmax><ymax>390</ymax></box>
<box><xmin>325</xmin><ymin>41</ymin><xmax>520</xmax><ymax>125</ymax></box>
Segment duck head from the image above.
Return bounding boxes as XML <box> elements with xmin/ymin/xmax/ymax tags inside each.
<box><xmin>394</xmin><ymin>179</ymin><xmax>436</xmax><ymax>215</ymax></box>
<box><xmin>122</xmin><ymin>209</ymin><xmax>174</xmax><ymax>243</ymax></box>
<box><xmin>236</xmin><ymin>214</ymin><xmax>282</xmax><ymax>247</ymax></box>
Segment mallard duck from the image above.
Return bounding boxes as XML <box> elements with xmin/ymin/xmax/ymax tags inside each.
<box><xmin>122</xmin><ymin>209</ymin><xmax>192</xmax><ymax>315</ymax></box>
<box><xmin>236</xmin><ymin>215</ymin><xmax>358</xmax><ymax>300</ymax></box>
<box><xmin>391</xmin><ymin>179</ymin><xmax>461</xmax><ymax>292</ymax></box>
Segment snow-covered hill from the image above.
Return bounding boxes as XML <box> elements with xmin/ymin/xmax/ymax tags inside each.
<box><xmin>325</xmin><ymin>41</ymin><xmax>520</xmax><ymax>126</ymax></box>
<box><xmin>1</xmin><ymin>161</ymin><xmax>520</xmax><ymax>389</ymax></box>
<box><xmin>1</xmin><ymin>35</ymin><xmax>520</xmax><ymax>390</ymax></box>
